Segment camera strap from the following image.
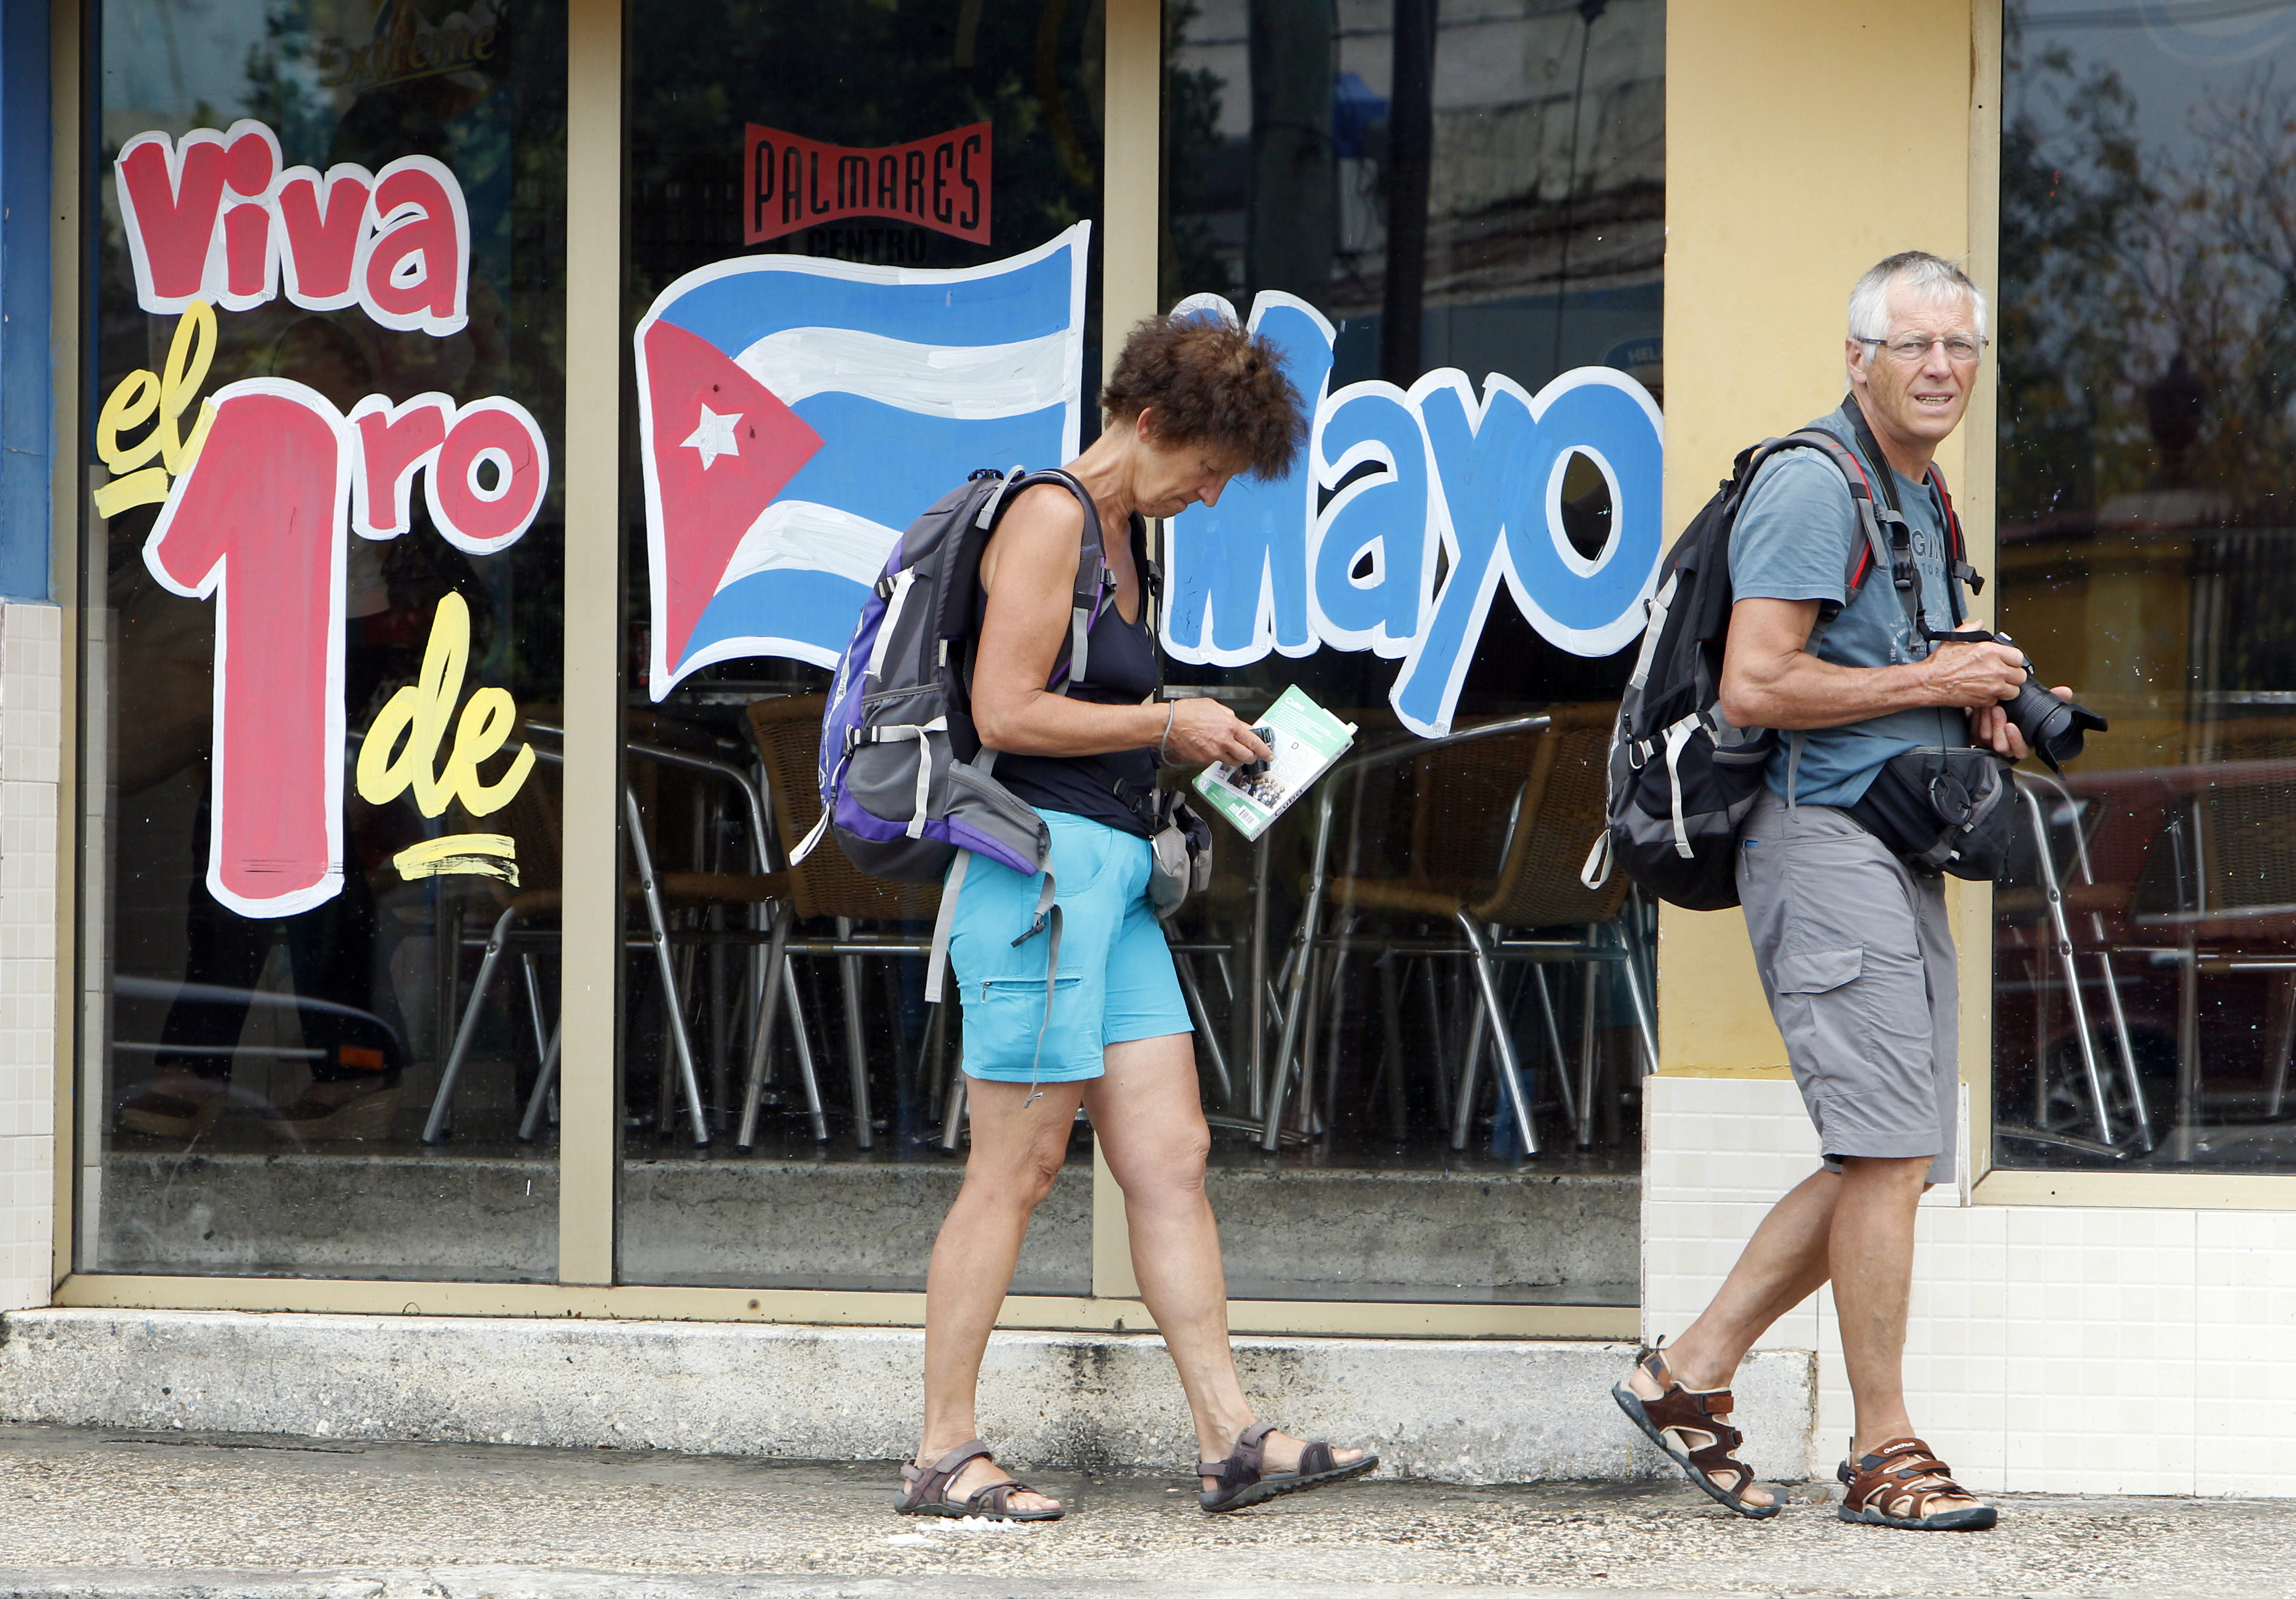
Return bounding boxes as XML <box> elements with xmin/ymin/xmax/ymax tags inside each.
<box><xmin>1835</xmin><ymin>397</ymin><xmax>1982</xmax><ymax>656</ymax></box>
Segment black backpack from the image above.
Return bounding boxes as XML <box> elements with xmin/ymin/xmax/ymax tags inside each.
<box><xmin>1580</xmin><ymin>415</ymin><xmax>1976</xmax><ymax>911</ymax></box>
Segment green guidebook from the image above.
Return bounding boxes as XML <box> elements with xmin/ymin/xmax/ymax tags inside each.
<box><xmin>1191</xmin><ymin>685</ymin><xmax>1358</xmax><ymax>842</ymax></box>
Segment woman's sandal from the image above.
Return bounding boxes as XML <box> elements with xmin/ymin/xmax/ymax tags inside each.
<box><xmin>896</xmin><ymin>1438</ymin><xmax>1064</xmax><ymax>1522</ymax></box>
<box><xmin>1197</xmin><ymin>1421</ymin><xmax>1378</xmax><ymax>1513</ymax></box>
<box><xmin>1609</xmin><ymin>1347</ymin><xmax>1781</xmax><ymax>1520</ymax></box>
<box><xmin>1836</xmin><ymin>1437</ymin><xmax>1997</xmax><ymax>1531</ymax></box>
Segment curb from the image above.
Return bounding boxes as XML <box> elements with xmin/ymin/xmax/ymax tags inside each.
<box><xmin>0</xmin><ymin>1571</ymin><xmax>1738</xmax><ymax>1599</ymax></box>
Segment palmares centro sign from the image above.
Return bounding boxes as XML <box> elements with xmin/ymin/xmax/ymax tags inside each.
<box><xmin>1160</xmin><ymin>293</ymin><xmax>1664</xmax><ymax>738</ymax></box>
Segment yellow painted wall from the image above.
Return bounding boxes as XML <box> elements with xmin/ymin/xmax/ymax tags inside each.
<box><xmin>1658</xmin><ymin>1</ymin><xmax>1989</xmax><ymax>1076</ymax></box>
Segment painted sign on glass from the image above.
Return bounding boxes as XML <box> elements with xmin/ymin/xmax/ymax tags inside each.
<box><xmin>635</xmin><ymin>222</ymin><xmax>1089</xmax><ymax>698</ymax></box>
<box><xmin>109</xmin><ymin>118</ymin><xmax>544</xmax><ymax>918</ymax></box>
<box><xmin>743</xmin><ymin>122</ymin><xmax>993</xmax><ymax>246</ymax></box>
<box><xmin>1160</xmin><ymin>292</ymin><xmax>1666</xmax><ymax>738</ymax></box>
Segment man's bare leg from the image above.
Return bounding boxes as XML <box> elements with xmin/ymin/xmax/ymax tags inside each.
<box><xmin>1827</xmin><ymin>1154</ymin><xmax>1928</xmax><ymax>1458</ymax></box>
<box><xmin>1626</xmin><ymin>1166</ymin><xmax>1843</xmax><ymax>1508</ymax></box>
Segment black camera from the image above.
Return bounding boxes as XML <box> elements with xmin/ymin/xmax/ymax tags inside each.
<box><xmin>1951</xmin><ymin>631</ymin><xmax>2106</xmax><ymax>774</ymax></box>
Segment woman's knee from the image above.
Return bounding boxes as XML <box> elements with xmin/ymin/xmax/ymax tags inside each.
<box><xmin>964</xmin><ymin>1138</ymin><xmax>1070</xmax><ymax>1211</ymax></box>
<box><xmin>1114</xmin><ymin>1127</ymin><xmax>1210</xmax><ymax>1203</ymax></box>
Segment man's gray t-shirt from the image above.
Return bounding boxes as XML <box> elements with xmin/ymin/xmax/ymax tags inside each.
<box><xmin>1726</xmin><ymin>408</ymin><xmax>1968</xmax><ymax>808</ymax></box>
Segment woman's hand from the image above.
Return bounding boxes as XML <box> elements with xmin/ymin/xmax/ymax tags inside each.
<box><xmin>1159</xmin><ymin>699</ymin><xmax>1272</xmax><ymax>768</ymax></box>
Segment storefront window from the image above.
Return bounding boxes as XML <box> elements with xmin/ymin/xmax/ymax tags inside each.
<box><xmin>1994</xmin><ymin>2</ymin><xmax>2296</xmax><ymax>1170</ymax></box>
<box><xmin>615</xmin><ymin>0</ymin><xmax>1103</xmax><ymax>1291</ymax></box>
<box><xmin>609</xmin><ymin>0</ymin><xmax>1658</xmax><ymax>1303</ymax></box>
<box><xmin>1154</xmin><ymin>0</ymin><xmax>1662</xmax><ymax>1299</ymax></box>
<box><xmin>81</xmin><ymin>0</ymin><xmax>568</xmax><ymax>1279</ymax></box>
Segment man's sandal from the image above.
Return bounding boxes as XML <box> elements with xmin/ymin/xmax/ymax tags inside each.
<box><xmin>896</xmin><ymin>1438</ymin><xmax>1064</xmax><ymax>1522</ymax></box>
<box><xmin>1836</xmin><ymin>1437</ymin><xmax>1997</xmax><ymax>1531</ymax></box>
<box><xmin>1197</xmin><ymin>1421</ymin><xmax>1378</xmax><ymax>1512</ymax></box>
<box><xmin>1609</xmin><ymin>1348</ymin><xmax>1780</xmax><ymax>1520</ymax></box>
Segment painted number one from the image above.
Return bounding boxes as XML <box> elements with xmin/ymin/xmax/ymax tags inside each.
<box><xmin>145</xmin><ymin>380</ymin><xmax>351</xmax><ymax>918</ymax></box>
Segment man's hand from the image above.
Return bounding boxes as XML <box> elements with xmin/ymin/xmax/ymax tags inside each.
<box><xmin>1921</xmin><ymin>627</ymin><xmax>2026</xmax><ymax>710</ymax></box>
<box><xmin>1969</xmin><ymin>687</ymin><xmax>2074</xmax><ymax>760</ymax></box>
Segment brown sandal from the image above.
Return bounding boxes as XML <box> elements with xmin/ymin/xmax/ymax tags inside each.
<box><xmin>1837</xmin><ymin>1437</ymin><xmax>1996</xmax><ymax>1531</ymax></box>
<box><xmin>1197</xmin><ymin>1421</ymin><xmax>1378</xmax><ymax>1512</ymax></box>
<box><xmin>1609</xmin><ymin>1348</ymin><xmax>1779</xmax><ymax>1519</ymax></box>
<box><xmin>896</xmin><ymin>1438</ymin><xmax>1063</xmax><ymax>1522</ymax></box>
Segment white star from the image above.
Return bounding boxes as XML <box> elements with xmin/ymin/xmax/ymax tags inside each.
<box><xmin>682</xmin><ymin>404</ymin><xmax>742</xmax><ymax>470</ymax></box>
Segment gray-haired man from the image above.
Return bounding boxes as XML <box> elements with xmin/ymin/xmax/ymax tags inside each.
<box><xmin>1613</xmin><ymin>252</ymin><xmax>2068</xmax><ymax>1531</ymax></box>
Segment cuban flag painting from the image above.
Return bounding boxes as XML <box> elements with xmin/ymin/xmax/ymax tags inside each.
<box><xmin>635</xmin><ymin>222</ymin><xmax>1091</xmax><ymax>699</ymax></box>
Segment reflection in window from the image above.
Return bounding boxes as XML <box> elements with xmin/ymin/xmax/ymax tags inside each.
<box><xmin>615</xmin><ymin>0</ymin><xmax>1106</xmax><ymax>1294</ymax></box>
<box><xmin>1157</xmin><ymin>0</ymin><xmax>1662</xmax><ymax>1302</ymax></box>
<box><xmin>84</xmin><ymin>0</ymin><xmax>567</xmax><ymax>1280</ymax></box>
<box><xmin>1994</xmin><ymin>1</ymin><xmax>2296</xmax><ymax>1170</ymax></box>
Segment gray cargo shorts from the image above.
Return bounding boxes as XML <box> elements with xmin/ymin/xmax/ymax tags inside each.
<box><xmin>1737</xmin><ymin>789</ymin><xmax>1957</xmax><ymax>1183</ymax></box>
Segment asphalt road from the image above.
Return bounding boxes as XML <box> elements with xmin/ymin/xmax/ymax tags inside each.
<box><xmin>0</xmin><ymin>1424</ymin><xmax>2288</xmax><ymax>1596</ymax></box>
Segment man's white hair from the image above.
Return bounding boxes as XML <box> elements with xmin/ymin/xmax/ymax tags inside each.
<box><xmin>1847</xmin><ymin>251</ymin><xmax>1988</xmax><ymax>344</ymax></box>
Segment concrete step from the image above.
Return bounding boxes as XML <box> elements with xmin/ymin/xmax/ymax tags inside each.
<box><xmin>0</xmin><ymin>1311</ymin><xmax>1810</xmax><ymax>1484</ymax></box>
<box><xmin>89</xmin><ymin>1153</ymin><xmax>1637</xmax><ymax>1303</ymax></box>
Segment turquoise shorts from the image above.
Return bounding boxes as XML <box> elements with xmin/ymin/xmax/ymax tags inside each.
<box><xmin>947</xmin><ymin>809</ymin><xmax>1191</xmax><ymax>1082</ymax></box>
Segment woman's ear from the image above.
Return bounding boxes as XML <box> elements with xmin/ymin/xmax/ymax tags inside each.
<box><xmin>1133</xmin><ymin>405</ymin><xmax>1159</xmax><ymax>443</ymax></box>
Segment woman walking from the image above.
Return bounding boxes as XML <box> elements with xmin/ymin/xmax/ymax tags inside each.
<box><xmin>895</xmin><ymin>311</ymin><xmax>1377</xmax><ymax>1522</ymax></box>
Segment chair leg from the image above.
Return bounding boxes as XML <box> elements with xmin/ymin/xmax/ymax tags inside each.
<box><xmin>737</xmin><ymin>905</ymin><xmax>823</xmax><ymax>1146</ymax></box>
<box><xmin>1529</xmin><ymin>965</ymin><xmax>1578</xmax><ymax>1129</ymax></box>
<box><xmin>922</xmin><ymin>990</ymin><xmax>952</xmax><ymax>1122</ymax></box>
<box><xmin>520</xmin><ymin>953</ymin><xmax>550</xmax><ymax>1068</ymax></box>
<box><xmin>1456</xmin><ymin>911</ymin><xmax>1537</xmax><ymax>1158</ymax></box>
<box><xmin>1450</xmin><ymin>988</ymin><xmax>1487</xmax><ymax>1152</ymax></box>
<box><xmin>518</xmin><ymin>1019</ymin><xmax>562</xmax><ymax>1143</ymax></box>
<box><xmin>782</xmin><ymin>957</ymin><xmax>829</xmax><ymax>1142</ymax></box>
<box><xmin>423</xmin><ymin>904</ymin><xmax>519</xmax><ymax>1145</ymax></box>
<box><xmin>1611</xmin><ymin>922</ymin><xmax>1659</xmax><ymax>1078</ymax></box>
<box><xmin>2266</xmin><ymin>971</ymin><xmax>2296</xmax><ymax>1122</ymax></box>
<box><xmin>1577</xmin><ymin>956</ymin><xmax>1600</xmax><ymax>1150</ymax></box>
<box><xmin>626</xmin><ymin>787</ymin><xmax>710</xmax><ymax>1146</ymax></box>
<box><xmin>1421</xmin><ymin>957</ymin><xmax>1452</xmax><ymax>1129</ymax></box>
<box><xmin>838</xmin><ymin>917</ymin><xmax>874</xmax><ymax>1150</ymax></box>
<box><xmin>939</xmin><ymin>1059</ymin><xmax>969</xmax><ymax>1153</ymax></box>
<box><xmin>1172</xmin><ymin>948</ymin><xmax>1233</xmax><ymax>1107</ymax></box>
<box><xmin>2096</xmin><ymin>951</ymin><xmax>2153</xmax><ymax>1151</ymax></box>
<box><xmin>1379</xmin><ymin>957</ymin><xmax>1408</xmax><ymax>1141</ymax></box>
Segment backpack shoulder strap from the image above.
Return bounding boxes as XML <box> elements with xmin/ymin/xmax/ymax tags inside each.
<box><xmin>1762</xmin><ymin>427</ymin><xmax>1916</xmax><ymax>658</ymax></box>
<box><xmin>993</xmin><ymin>467</ymin><xmax>1114</xmax><ymax>690</ymax></box>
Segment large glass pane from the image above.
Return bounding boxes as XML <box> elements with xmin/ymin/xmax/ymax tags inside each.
<box><xmin>1994</xmin><ymin>3</ymin><xmax>2296</xmax><ymax>1170</ymax></box>
<box><xmin>1156</xmin><ymin>0</ymin><xmax>1662</xmax><ymax>1300</ymax></box>
<box><xmin>82</xmin><ymin>0</ymin><xmax>567</xmax><ymax>1278</ymax></box>
<box><xmin>615</xmin><ymin>0</ymin><xmax>1103</xmax><ymax>1291</ymax></box>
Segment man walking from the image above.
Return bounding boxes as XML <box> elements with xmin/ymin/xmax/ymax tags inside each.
<box><xmin>1613</xmin><ymin>252</ymin><xmax>2059</xmax><ymax>1531</ymax></box>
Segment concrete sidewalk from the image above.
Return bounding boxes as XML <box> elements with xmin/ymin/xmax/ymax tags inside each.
<box><xmin>0</xmin><ymin>1424</ymin><xmax>2287</xmax><ymax>1598</ymax></box>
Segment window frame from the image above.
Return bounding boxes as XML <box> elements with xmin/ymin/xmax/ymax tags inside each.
<box><xmin>46</xmin><ymin>0</ymin><xmax>1652</xmax><ymax>1336</ymax></box>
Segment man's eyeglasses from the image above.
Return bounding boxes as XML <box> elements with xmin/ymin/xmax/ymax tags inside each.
<box><xmin>1858</xmin><ymin>334</ymin><xmax>1986</xmax><ymax>365</ymax></box>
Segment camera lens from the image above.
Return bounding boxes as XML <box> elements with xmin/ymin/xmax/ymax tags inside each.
<box><xmin>2005</xmin><ymin>677</ymin><xmax>2107</xmax><ymax>774</ymax></box>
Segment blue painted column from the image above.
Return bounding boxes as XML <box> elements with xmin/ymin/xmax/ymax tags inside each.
<box><xmin>0</xmin><ymin>0</ymin><xmax>53</xmax><ymax>602</ymax></box>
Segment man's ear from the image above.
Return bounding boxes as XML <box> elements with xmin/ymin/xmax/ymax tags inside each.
<box><xmin>1844</xmin><ymin>339</ymin><xmax>1871</xmax><ymax>394</ymax></box>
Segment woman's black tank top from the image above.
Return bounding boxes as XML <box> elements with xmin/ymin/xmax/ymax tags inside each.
<box><xmin>985</xmin><ymin>507</ymin><xmax>1161</xmax><ymax>839</ymax></box>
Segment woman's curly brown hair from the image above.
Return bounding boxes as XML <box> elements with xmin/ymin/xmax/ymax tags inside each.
<box><xmin>1100</xmin><ymin>311</ymin><xmax>1307</xmax><ymax>481</ymax></box>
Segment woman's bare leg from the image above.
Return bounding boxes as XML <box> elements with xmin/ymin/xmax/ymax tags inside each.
<box><xmin>1084</xmin><ymin>1033</ymin><xmax>1364</xmax><ymax>1492</ymax></box>
<box><xmin>918</xmin><ymin>1074</ymin><xmax>1086</xmax><ymax>1512</ymax></box>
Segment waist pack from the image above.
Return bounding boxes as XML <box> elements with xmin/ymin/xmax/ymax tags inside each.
<box><xmin>1846</xmin><ymin>745</ymin><xmax>2015</xmax><ymax>880</ymax></box>
<box><xmin>1145</xmin><ymin>789</ymin><xmax>1214</xmax><ymax>918</ymax></box>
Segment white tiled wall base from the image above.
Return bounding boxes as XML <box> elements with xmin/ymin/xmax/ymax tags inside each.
<box><xmin>1646</xmin><ymin>1073</ymin><xmax>2296</xmax><ymax>1496</ymax></box>
<box><xmin>0</xmin><ymin>603</ymin><xmax>60</xmax><ymax>1312</ymax></box>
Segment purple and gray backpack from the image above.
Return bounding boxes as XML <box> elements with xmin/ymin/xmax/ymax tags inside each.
<box><xmin>789</xmin><ymin>465</ymin><xmax>1114</xmax><ymax>1016</ymax></box>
